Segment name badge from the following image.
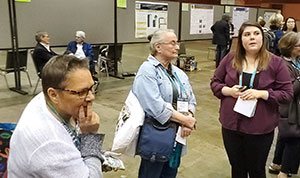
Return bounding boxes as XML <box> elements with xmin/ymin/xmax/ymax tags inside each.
<box><xmin>177</xmin><ymin>98</ymin><xmax>188</xmax><ymax>113</ymax></box>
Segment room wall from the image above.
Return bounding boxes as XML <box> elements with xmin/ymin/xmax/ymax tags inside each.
<box><xmin>282</xmin><ymin>3</ymin><xmax>300</xmax><ymax>29</ymax></box>
<box><xmin>0</xmin><ymin>0</ymin><xmax>279</xmax><ymax>49</ymax></box>
<box><xmin>0</xmin><ymin>0</ymin><xmax>114</xmax><ymax>48</ymax></box>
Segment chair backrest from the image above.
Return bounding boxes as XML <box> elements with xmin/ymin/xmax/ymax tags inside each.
<box><xmin>92</xmin><ymin>45</ymin><xmax>100</xmax><ymax>62</ymax></box>
<box><xmin>107</xmin><ymin>44</ymin><xmax>123</xmax><ymax>61</ymax></box>
<box><xmin>30</xmin><ymin>49</ymin><xmax>41</xmax><ymax>77</ymax></box>
<box><xmin>99</xmin><ymin>45</ymin><xmax>109</xmax><ymax>57</ymax></box>
<box><xmin>5</xmin><ymin>49</ymin><xmax>28</xmax><ymax>70</ymax></box>
<box><xmin>178</xmin><ymin>43</ymin><xmax>186</xmax><ymax>55</ymax></box>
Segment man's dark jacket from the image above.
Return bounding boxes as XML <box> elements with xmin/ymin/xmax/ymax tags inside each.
<box><xmin>211</xmin><ymin>20</ymin><xmax>230</xmax><ymax>46</ymax></box>
<box><xmin>32</xmin><ymin>43</ymin><xmax>57</xmax><ymax>73</ymax></box>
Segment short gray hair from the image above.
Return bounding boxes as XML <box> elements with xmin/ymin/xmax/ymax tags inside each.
<box><xmin>41</xmin><ymin>55</ymin><xmax>89</xmax><ymax>99</ymax></box>
<box><xmin>222</xmin><ymin>14</ymin><xmax>231</xmax><ymax>22</ymax></box>
<box><xmin>149</xmin><ymin>29</ymin><xmax>175</xmax><ymax>55</ymax></box>
<box><xmin>76</xmin><ymin>31</ymin><xmax>86</xmax><ymax>39</ymax></box>
<box><xmin>35</xmin><ymin>31</ymin><xmax>48</xmax><ymax>43</ymax></box>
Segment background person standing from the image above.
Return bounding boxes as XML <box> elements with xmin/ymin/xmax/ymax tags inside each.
<box><xmin>211</xmin><ymin>14</ymin><xmax>230</xmax><ymax>68</ymax></box>
<box><xmin>268</xmin><ymin>32</ymin><xmax>300</xmax><ymax>178</ymax></box>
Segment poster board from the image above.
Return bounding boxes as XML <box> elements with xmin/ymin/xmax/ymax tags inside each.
<box><xmin>232</xmin><ymin>7</ymin><xmax>249</xmax><ymax>37</ymax></box>
<box><xmin>190</xmin><ymin>4</ymin><xmax>214</xmax><ymax>35</ymax></box>
<box><xmin>135</xmin><ymin>1</ymin><xmax>168</xmax><ymax>38</ymax></box>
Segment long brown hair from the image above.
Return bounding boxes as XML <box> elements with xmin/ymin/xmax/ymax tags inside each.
<box><xmin>232</xmin><ymin>22</ymin><xmax>270</xmax><ymax>72</ymax></box>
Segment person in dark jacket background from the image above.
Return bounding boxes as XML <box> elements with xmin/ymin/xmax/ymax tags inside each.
<box><xmin>66</xmin><ymin>31</ymin><xmax>95</xmax><ymax>75</ymax></box>
<box><xmin>32</xmin><ymin>31</ymin><xmax>57</xmax><ymax>74</ymax></box>
<box><xmin>211</xmin><ymin>14</ymin><xmax>230</xmax><ymax>68</ymax></box>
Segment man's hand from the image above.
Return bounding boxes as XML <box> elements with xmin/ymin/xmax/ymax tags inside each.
<box><xmin>78</xmin><ymin>102</ymin><xmax>99</xmax><ymax>133</ymax></box>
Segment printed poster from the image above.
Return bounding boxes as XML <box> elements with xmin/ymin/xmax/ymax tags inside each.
<box><xmin>232</xmin><ymin>7</ymin><xmax>249</xmax><ymax>37</ymax></box>
<box><xmin>135</xmin><ymin>1</ymin><xmax>168</xmax><ymax>38</ymax></box>
<box><xmin>190</xmin><ymin>4</ymin><xmax>214</xmax><ymax>34</ymax></box>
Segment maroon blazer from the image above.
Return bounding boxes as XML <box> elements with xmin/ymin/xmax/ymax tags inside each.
<box><xmin>210</xmin><ymin>53</ymin><xmax>293</xmax><ymax>135</ymax></box>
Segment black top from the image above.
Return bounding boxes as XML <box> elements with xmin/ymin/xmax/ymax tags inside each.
<box><xmin>242</xmin><ymin>72</ymin><xmax>260</xmax><ymax>89</ymax></box>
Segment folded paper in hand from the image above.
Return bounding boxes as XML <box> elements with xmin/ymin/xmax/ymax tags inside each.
<box><xmin>233</xmin><ymin>96</ymin><xmax>257</xmax><ymax>118</ymax></box>
<box><xmin>111</xmin><ymin>90</ymin><xmax>145</xmax><ymax>156</ymax></box>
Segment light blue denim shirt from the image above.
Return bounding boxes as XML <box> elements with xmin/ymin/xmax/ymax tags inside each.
<box><xmin>132</xmin><ymin>55</ymin><xmax>196</xmax><ymax>125</ymax></box>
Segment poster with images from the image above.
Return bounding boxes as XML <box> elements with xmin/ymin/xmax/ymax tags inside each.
<box><xmin>190</xmin><ymin>4</ymin><xmax>214</xmax><ymax>34</ymax></box>
<box><xmin>232</xmin><ymin>7</ymin><xmax>249</xmax><ymax>37</ymax></box>
<box><xmin>135</xmin><ymin>1</ymin><xmax>168</xmax><ymax>38</ymax></box>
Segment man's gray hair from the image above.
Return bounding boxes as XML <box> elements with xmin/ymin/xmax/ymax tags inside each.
<box><xmin>76</xmin><ymin>31</ymin><xmax>86</xmax><ymax>39</ymax></box>
<box><xmin>222</xmin><ymin>14</ymin><xmax>231</xmax><ymax>22</ymax></box>
<box><xmin>35</xmin><ymin>31</ymin><xmax>48</xmax><ymax>43</ymax></box>
<box><xmin>149</xmin><ymin>29</ymin><xmax>175</xmax><ymax>55</ymax></box>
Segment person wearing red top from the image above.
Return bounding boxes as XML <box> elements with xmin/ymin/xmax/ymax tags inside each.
<box><xmin>210</xmin><ymin>22</ymin><xmax>293</xmax><ymax>178</ymax></box>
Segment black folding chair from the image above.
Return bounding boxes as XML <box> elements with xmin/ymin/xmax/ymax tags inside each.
<box><xmin>29</xmin><ymin>50</ymin><xmax>41</xmax><ymax>95</ymax></box>
<box><xmin>0</xmin><ymin>49</ymin><xmax>32</xmax><ymax>88</ymax></box>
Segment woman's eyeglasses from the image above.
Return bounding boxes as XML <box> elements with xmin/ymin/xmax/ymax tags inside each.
<box><xmin>56</xmin><ymin>81</ymin><xmax>99</xmax><ymax>99</ymax></box>
<box><xmin>294</xmin><ymin>44</ymin><xmax>300</xmax><ymax>48</ymax></box>
<box><xmin>159</xmin><ymin>41</ymin><xmax>180</xmax><ymax>47</ymax></box>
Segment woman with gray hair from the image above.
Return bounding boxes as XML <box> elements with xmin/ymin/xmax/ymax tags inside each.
<box><xmin>132</xmin><ymin>29</ymin><xmax>196</xmax><ymax>178</ymax></box>
<box><xmin>269</xmin><ymin>31</ymin><xmax>300</xmax><ymax>178</ymax></box>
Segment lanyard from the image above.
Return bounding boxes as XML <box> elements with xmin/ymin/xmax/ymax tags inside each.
<box><xmin>160</xmin><ymin>65</ymin><xmax>179</xmax><ymax>91</ymax></box>
<box><xmin>173</xmin><ymin>72</ymin><xmax>187</xmax><ymax>96</ymax></box>
<box><xmin>239</xmin><ymin>61</ymin><xmax>258</xmax><ymax>89</ymax></box>
<box><xmin>160</xmin><ymin>65</ymin><xmax>187</xmax><ymax>98</ymax></box>
<box><xmin>291</xmin><ymin>59</ymin><xmax>300</xmax><ymax>69</ymax></box>
<box><xmin>47</xmin><ymin>102</ymin><xmax>81</xmax><ymax>150</ymax></box>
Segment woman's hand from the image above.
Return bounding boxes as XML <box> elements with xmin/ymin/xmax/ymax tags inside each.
<box><xmin>171</xmin><ymin>111</ymin><xmax>196</xmax><ymax>129</ymax></box>
<box><xmin>183</xmin><ymin>115</ymin><xmax>196</xmax><ymax>130</ymax></box>
<box><xmin>181</xmin><ymin>126</ymin><xmax>192</xmax><ymax>137</ymax></box>
<box><xmin>239</xmin><ymin>89</ymin><xmax>269</xmax><ymax>100</ymax></box>
<box><xmin>102</xmin><ymin>151</ymin><xmax>122</xmax><ymax>172</ymax></box>
<box><xmin>221</xmin><ymin>85</ymin><xmax>245</xmax><ymax>98</ymax></box>
<box><xmin>78</xmin><ymin>103</ymin><xmax>100</xmax><ymax>134</ymax></box>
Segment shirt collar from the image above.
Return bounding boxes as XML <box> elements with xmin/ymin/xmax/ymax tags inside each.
<box><xmin>40</xmin><ymin>42</ymin><xmax>50</xmax><ymax>51</ymax></box>
<box><xmin>147</xmin><ymin>54</ymin><xmax>175</xmax><ymax>72</ymax></box>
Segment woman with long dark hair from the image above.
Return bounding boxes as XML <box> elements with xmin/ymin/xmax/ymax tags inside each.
<box><xmin>210</xmin><ymin>22</ymin><xmax>293</xmax><ymax>178</ymax></box>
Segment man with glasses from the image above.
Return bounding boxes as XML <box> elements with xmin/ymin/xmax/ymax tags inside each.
<box><xmin>8</xmin><ymin>55</ymin><xmax>104</xmax><ymax>177</ymax></box>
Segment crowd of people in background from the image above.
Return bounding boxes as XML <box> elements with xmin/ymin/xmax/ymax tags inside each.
<box><xmin>4</xmin><ymin>10</ymin><xmax>300</xmax><ymax>178</ymax></box>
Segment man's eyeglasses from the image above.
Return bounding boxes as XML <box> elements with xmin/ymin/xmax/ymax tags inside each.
<box><xmin>159</xmin><ymin>41</ymin><xmax>180</xmax><ymax>47</ymax></box>
<box><xmin>56</xmin><ymin>81</ymin><xmax>99</xmax><ymax>99</ymax></box>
